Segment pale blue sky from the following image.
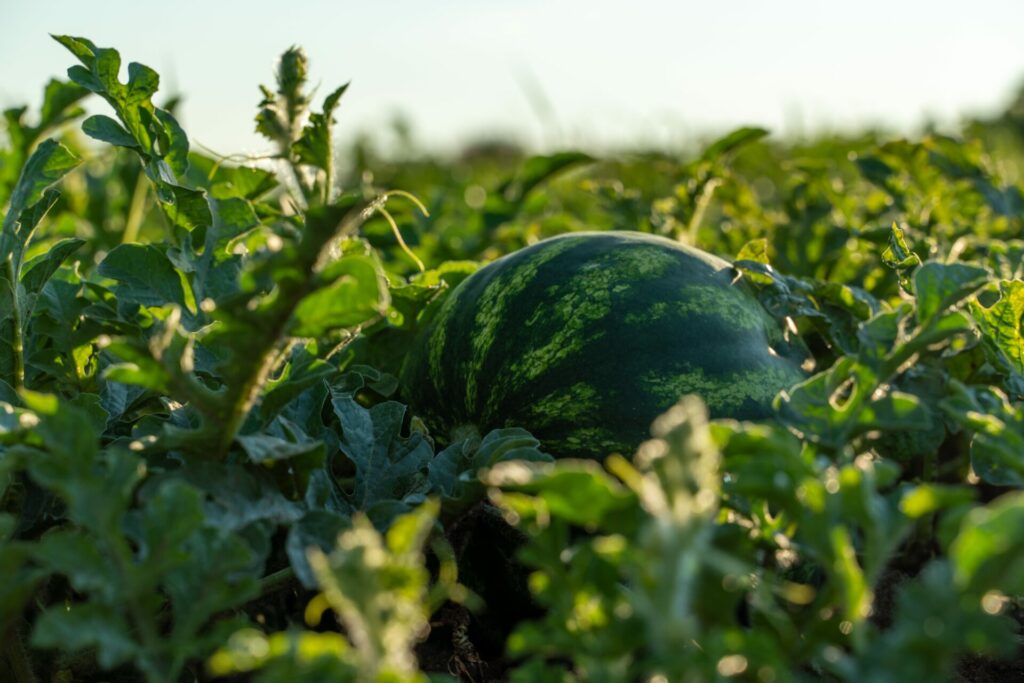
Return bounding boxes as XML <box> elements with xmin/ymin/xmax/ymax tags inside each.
<box><xmin>3</xmin><ymin>1</ymin><xmax>1023</xmax><ymax>154</ymax></box>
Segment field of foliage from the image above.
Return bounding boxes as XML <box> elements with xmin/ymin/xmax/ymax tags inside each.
<box><xmin>3</xmin><ymin>36</ymin><xmax>1024</xmax><ymax>682</ymax></box>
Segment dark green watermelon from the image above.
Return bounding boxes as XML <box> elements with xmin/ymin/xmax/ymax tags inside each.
<box><xmin>401</xmin><ymin>231</ymin><xmax>806</xmax><ymax>458</ymax></box>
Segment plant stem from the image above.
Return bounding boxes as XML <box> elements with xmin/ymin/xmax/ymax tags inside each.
<box><xmin>258</xmin><ymin>566</ymin><xmax>296</xmax><ymax>596</ymax></box>
<box><xmin>105</xmin><ymin>532</ymin><xmax>170</xmax><ymax>683</ymax></box>
<box><xmin>7</xmin><ymin>257</ymin><xmax>24</xmax><ymax>391</ymax></box>
<box><xmin>323</xmin><ymin>137</ymin><xmax>335</xmax><ymax>206</ymax></box>
<box><xmin>213</xmin><ymin>203</ymin><xmax>365</xmax><ymax>456</ymax></box>
<box><xmin>1</xmin><ymin>625</ymin><xmax>38</xmax><ymax>683</ymax></box>
<box><xmin>215</xmin><ymin>337</ymin><xmax>288</xmax><ymax>456</ymax></box>
<box><xmin>686</xmin><ymin>177</ymin><xmax>722</xmax><ymax>243</ymax></box>
<box><xmin>879</xmin><ymin>322</ymin><xmax>961</xmax><ymax>379</ymax></box>
<box><xmin>198</xmin><ymin>199</ymin><xmax>366</xmax><ymax>458</ymax></box>
<box><xmin>122</xmin><ymin>172</ymin><xmax>149</xmax><ymax>244</ymax></box>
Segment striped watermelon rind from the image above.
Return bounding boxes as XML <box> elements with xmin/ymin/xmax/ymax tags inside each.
<box><xmin>401</xmin><ymin>231</ymin><xmax>806</xmax><ymax>458</ymax></box>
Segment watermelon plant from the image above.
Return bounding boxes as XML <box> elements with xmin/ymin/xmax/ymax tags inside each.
<box><xmin>1</xmin><ymin>32</ymin><xmax>1024</xmax><ymax>683</ymax></box>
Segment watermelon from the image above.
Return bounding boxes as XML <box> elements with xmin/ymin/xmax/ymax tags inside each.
<box><xmin>401</xmin><ymin>231</ymin><xmax>806</xmax><ymax>458</ymax></box>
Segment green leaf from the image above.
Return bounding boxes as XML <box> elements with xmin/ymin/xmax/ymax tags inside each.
<box><xmin>21</xmin><ymin>389</ymin><xmax>99</xmax><ymax>462</ymax></box>
<box><xmin>1</xmin><ymin>188</ymin><xmax>63</xmax><ymax>275</ymax></box>
<box><xmin>82</xmin><ymin>114</ymin><xmax>139</xmax><ymax>148</ymax></box>
<box><xmin>700</xmin><ymin>126</ymin><xmax>769</xmax><ymax>163</ymax></box>
<box><xmin>132</xmin><ymin>479</ymin><xmax>206</xmax><ymax>566</ymax></box>
<box><xmin>971</xmin><ymin>279</ymin><xmax>1024</xmax><ymax>380</ymax></box>
<box><xmin>508</xmin><ymin>151</ymin><xmax>593</xmax><ymax>202</ymax></box>
<box><xmin>636</xmin><ymin>396</ymin><xmax>721</xmax><ymax>523</ymax></box>
<box><xmin>126</xmin><ymin>62</ymin><xmax>160</xmax><ymax>103</ymax></box>
<box><xmin>290</xmin><ymin>255</ymin><xmax>388</xmax><ymax>337</ymax></box>
<box><xmin>485</xmin><ymin>151</ymin><xmax>594</xmax><ymax>230</ymax></box>
<box><xmin>260</xmin><ymin>342</ymin><xmax>337</xmax><ymax>420</ymax></box>
<box><xmin>102</xmin><ymin>357</ymin><xmax>173</xmax><ymax>394</ymax></box>
<box><xmin>92</xmin><ymin>47</ymin><xmax>125</xmax><ymax>97</ymax></box>
<box><xmin>830</xmin><ymin>525</ymin><xmax>870</xmax><ymax>623</ymax></box>
<box><xmin>899</xmin><ymin>484</ymin><xmax>975</xmax><ymax>519</ymax></box>
<box><xmin>330</xmin><ymin>392</ymin><xmax>432</xmax><ymax>508</ymax></box>
<box><xmin>162</xmin><ymin>528</ymin><xmax>262</xmax><ymax>639</ymax></box>
<box><xmin>54</xmin><ymin>34</ymin><xmax>206</xmax><ymax>245</ymax></box>
<box><xmin>430</xmin><ymin>428</ymin><xmax>552</xmax><ymax>514</ymax></box>
<box><xmin>52</xmin><ymin>34</ymin><xmax>98</xmax><ymax>66</ymax></box>
<box><xmin>0</xmin><ymin>542</ymin><xmax>47</xmax><ymax>636</ymax></box>
<box><xmin>775</xmin><ymin>358</ymin><xmax>879</xmax><ymax>448</ymax></box>
<box><xmin>2</xmin><ymin>139</ymin><xmax>80</xmax><ymax>236</ymax></box>
<box><xmin>27</xmin><ymin>447</ymin><xmax>142</xmax><ymax>539</ymax></box>
<box><xmin>388</xmin><ymin>259</ymin><xmax>479</xmax><ymax>330</ymax></box>
<box><xmin>486</xmin><ymin>460</ymin><xmax>635</xmax><ymax>529</ymax></box>
<box><xmin>236</xmin><ymin>432</ymin><xmax>326</xmax><ymax>465</ymax></box>
<box><xmin>972</xmin><ymin>432</ymin><xmax>1024</xmax><ymax>487</ymax></box>
<box><xmin>33</xmin><ymin>528</ymin><xmax>119</xmax><ymax>599</ymax></box>
<box><xmin>162</xmin><ymin>183</ymin><xmax>212</xmax><ymax>232</ymax></box>
<box><xmin>21</xmin><ymin>237</ymin><xmax>85</xmax><ymax>295</ymax></box>
<box><xmin>941</xmin><ymin>383</ymin><xmax>1024</xmax><ymax>486</ymax></box>
<box><xmin>186</xmin><ymin>153</ymin><xmax>278</xmax><ymax>200</ymax></box>
<box><xmin>735</xmin><ymin>238</ymin><xmax>773</xmax><ymax>285</ymax></box>
<box><xmin>817</xmin><ymin>280</ymin><xmax>879</xmax><ymax>322</ymax></box>
<box><xmin>294</xmin><ymin>83</ymin><xmax>348</xmax><ymax>172</ymax></box>
<box><xmin>208</xmin><ymin>629</ymin><xmax>354</xmax><ymax>679</ymax></box>
<box><xmin>951</xmin><ymin>492</ymin><xmax>1024</xmax><ymax>595</ymax></box>
<box><xmin>845</xmin><ymin>562</ymin><xmax>1017</xmax><ymax>681</ymax></box>
<box><xmin>286</xmin><ymin>510</ymin><xmax>351</xmax><ymax>588</ymax></box>
<box><xmin>32</xmin><ymin>603</ymin><xmax>138</xmax><ymax>669</ymax></box>
<box><xmin>154</xmin><ymin>108</ymin><xmax>190</xmax><ymax>177</ymax></box>
<box><xmin>66</xmin><ymin>64</ymin><xmax>103</xmax><ymax>93</ymax></box>
<box><xmin>854</xmin><ymin>390</ymin><xmax>933</xmax><ymax>433</ymax></box>
<box><xmin>207</xmin><ymin>197</ymin><xmax>259</xmax><ymax>253</ymax></box>
<box><xmin>913</xmin><ymin>261</ymin><xmax>989</xmax><ymax>325</ymax></box>
<box><xmin>854</xmin><ymin>155</ymin><xmax>896</xmax><ymax>187</ymax></box>
<box><xmin>97</xmin><ymin>243</ymin><xmax>192</xmax><ymax>313</ymax></box>
<box><xmin>179</xmin><ymin>463</ymin><xmax>303</xmax><ymax>532</ymax></box>
<box><xmin>305</xmin><ymin>502</ymin><xmax>439</xmax><ymax>677</ymax></box>
<box><xmin>37</xmin><ymin>78</ymin><xmax>89</xmax><ymax>131</ymax></box>
<box><xmin>385</xmin><ymin>497</ymin><xmax>439</xmax><ymax>556</ymax></box>
<box><xmin>880</xmin><ymin>223</ymin><xmax>921</xmax><ymax>292</ymax></box>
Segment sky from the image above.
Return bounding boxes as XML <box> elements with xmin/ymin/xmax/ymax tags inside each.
<box><xmin>3</xmin><ymin>0</ymin><xmax>1024</xmax><ymax>156</ymax></box>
